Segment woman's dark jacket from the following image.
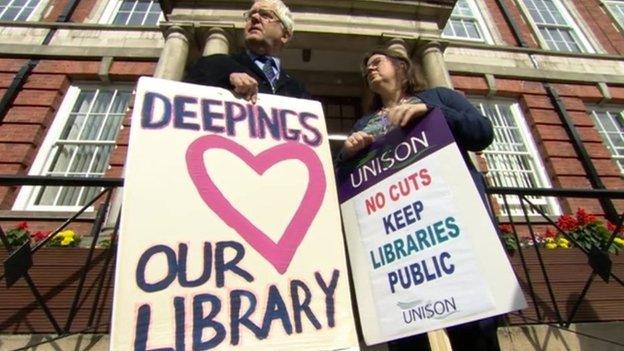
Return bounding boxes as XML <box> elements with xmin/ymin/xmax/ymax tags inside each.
<box><xmin>344</xmin><ymin>87</ymin><xmax>494</xmax><ymax>204</ymax></box>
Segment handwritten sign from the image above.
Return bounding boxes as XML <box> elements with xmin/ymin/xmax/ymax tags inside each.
<box><xmin>338</xmin><ymin>108</ymin><xmax>526</xmax><ymax>345</ymax></box>
<box><xmin>110</xmin><ymin>77</ymin><xmax>360</xmax><ymax>350</ymax></box>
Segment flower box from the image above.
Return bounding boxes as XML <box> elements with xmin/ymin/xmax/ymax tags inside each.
<box><xmin>507</xmin><ymin>248</ymin><xmax>624</xmax><ymax>325</ymax></box>
<box><xmin>0</xmin><ymin>247</ymin><xmax>114</xmax><ymax>333</ymax></box>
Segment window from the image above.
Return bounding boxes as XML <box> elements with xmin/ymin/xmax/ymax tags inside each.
<box><xmin>316</xmin><ymin>95</ymin><xmax>361</xmax><ymax>158</ymax></box>
<box><xmin>590</xmin><ymin>106</ymin><xmax>624</xmax><ymax>173</ymax></box>
<box><xmin>520</xmin><ymin>0</ymin><xmax>593</xmax><ymax>53</ymax></box>
<box><xmin>471</xmin><ymin>98</ymin><xmax>558</xmax><ymax>216</ymax></box>
<box><xmin>604</xmin><ymin>1</ymin><xmax>624</xmax><ymax>30</ymax></box>
<box><xmin>14</xmin><ymin>85</ymin><xmax>131</xmax><ymax>211</ymax></box>
<box><xmin>101</xmin><ymin>0</ymin><xmax>162</xmax><ymax>26</ymax></box>
<box><xmin>0</xmin><ymin>0</ymin><xmax>41</xmax><ymax>21</ymax></box>
<box><xmin>442</xmin><ymin>0</ymin><xmax>493</xmax><ymax>42</ymax></box>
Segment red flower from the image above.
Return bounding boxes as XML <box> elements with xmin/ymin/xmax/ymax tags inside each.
<box><xmin>16</xmin><ymin>221</ymin><xmax>28</xmax><ymax>230</ymax></box>
<box><xmin>30</xmin><ymin>231</ymin><xmax>48</xmax><ymax>243</ymax></box>
<box><xmin>607</xmin><ymin>222</ymin><xmax>624</xmax><ymax>234</ymax></box>
<box><xmin>576</xmin><ymin>208</ymin><xmax>596</xmax><ymax>226</ymax></box>
<box><xmin>557</xmin><ymin>214</ymin><xmax>578</xmax><ymax>231</ymax></box>
<box><xmin>544</xmin><ymin>228</ymin><xmax>557</xmax><ymax>238</ymax></box>
<box><xmin>499</xmin><ymin>224</ymin><xmax>512</xmax><ymax>234</ymax></box>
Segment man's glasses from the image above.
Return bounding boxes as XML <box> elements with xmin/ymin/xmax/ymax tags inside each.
<box><xmin>243</xmin><ymin>8</ymin><xmax>280</xmax><ymax>24</ymax></box>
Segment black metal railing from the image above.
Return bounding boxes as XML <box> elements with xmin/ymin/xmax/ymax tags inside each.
<box><xmin>0</xmin><ymin>175</ymin><xmax>123</xmax><ymax>350</ymax></box>
<box><xmin>1</xmin><ymin>176</ymin><xmax>624</xmax><ymax>348</ymax></box>
<box><xmin>487</xmin><ymin>186</ymin><xmax>624</xmax><ymax>329</ymax></box>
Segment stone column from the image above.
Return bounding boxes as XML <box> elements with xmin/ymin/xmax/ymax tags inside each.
<box><xmin>154</xmin><ymin>25</ymin><xmax>191</xmax><ymax>81</ymax></box>
<box><xmin>385</xmin><ymin>37</ymin><xmax>408</xmax><ymax>57</ymax></box>
<box><xmin>202</xmin><ymin>27</ymin><xmax>230</xmax><ymax>56</ymax></box>
<box><xmin>418</xmin><ymin>40</ymin><xmax>453</xmax><ymax>88</ymax></box>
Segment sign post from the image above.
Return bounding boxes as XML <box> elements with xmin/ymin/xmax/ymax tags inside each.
<box><xmin>337</xmin><ymin>108</ymin><xmax>526</xmax><ymax>345</ymax></box>
<box><xmin>110</xmin><ymin>77</ymin><xmax>360</xmax><ymax>350</ymax></box>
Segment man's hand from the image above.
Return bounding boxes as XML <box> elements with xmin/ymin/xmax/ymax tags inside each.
<box><xmin>387</xmin><ymin>103</ymin><xmax>428</xmax><ymax>127</ymax></box>
<box><xmin>344</xmin><ymin>131</ymin><xmax>374</xmax><ymax>158</ymax></box>
<box><xmin>229</xmin><ymin>72</ymin><xmax>259</xmax><ymax>103</ymax></box>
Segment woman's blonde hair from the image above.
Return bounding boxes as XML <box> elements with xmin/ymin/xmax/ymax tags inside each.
<box><xmin>361</xmin><ymin>49</ymin><xmax>428</xmax><ymax>112</ymax></box>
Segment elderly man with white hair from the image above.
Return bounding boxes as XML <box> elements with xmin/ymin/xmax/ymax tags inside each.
<box><xmin>185</xmin><ymin>0</ymin><xmax>310</xmax><ymax>102</ymax></box>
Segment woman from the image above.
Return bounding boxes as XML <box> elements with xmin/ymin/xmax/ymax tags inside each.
<box><xmin>338</xmin><ymin>49</ymin><xmax>499</xmax><ymax>351</ymax></box>
<box><xmin>339</xmin><ymin>49</ymin><xmax>493</xmax><ymax>198</ymax></box>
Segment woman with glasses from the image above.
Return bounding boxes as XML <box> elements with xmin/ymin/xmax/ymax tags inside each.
<box><xmin>337</xmin><ymin>49</ymin><xmax>499</xmax><ymax>351</ymax></box>
<box><xmin>339</xmin><ymin>49</ymin><xmax>493</xmax><ymax>178</ymax></box>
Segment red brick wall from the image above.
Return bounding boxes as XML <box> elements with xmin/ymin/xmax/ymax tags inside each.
<box><xmin>452</xmin><ymin>75</ymin><xmax>624</xmax><ymax>216</ymax></box>
<box><xmin>0</xmin><ymin>59</ymin><xmax>156</xmax><ymax>209</ymax></box>
<box><xmin>488</xmin><ymin>0</ymin><xmax>540</xmax><ymax>48</ymax></box>
<box><xmin>483</xmin><ymin>0</ymin><xmax>521</xmax><ymax>46</ymax></box>
<box><xmin>0</xmin><ymin>59</ymin><xmax>65</xmax><ymax>208</ymax></box>
<box><xmin>574</xmin><ymin>0</ymin><xmax>624</xmax><ymax>55</ymax></box>
<box><xmin>43</xmin><ymin>0</ymin><xmax>99</xmax><ymax>22</ymax></box>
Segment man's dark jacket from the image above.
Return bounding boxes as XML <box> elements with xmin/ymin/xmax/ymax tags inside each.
<box><xmin>185</xmin><ymin>52</ymin><xmax>311</xmax><ymax>99</ymax></box>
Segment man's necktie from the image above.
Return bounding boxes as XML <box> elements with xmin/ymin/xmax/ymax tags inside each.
<box><xmin>258</xmin><ymin>56</ymin><xmax>277</xmax><ymax>88</ymax></box>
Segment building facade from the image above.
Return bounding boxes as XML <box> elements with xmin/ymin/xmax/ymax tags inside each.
<box><xmin>1</xmin><ymin>0</ymin><xmax>623</xmax><ymax>350</ymax></box>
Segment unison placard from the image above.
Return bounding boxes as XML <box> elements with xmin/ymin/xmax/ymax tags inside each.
<box><xmin>338</xmin><ymin>108</ymin><xmax>526</xmax><ymax>345</ymax></box>
<box><xmin>110</xmin><ymin>77</ymin><xmax>360</xmax><ymax>350</ymax></box>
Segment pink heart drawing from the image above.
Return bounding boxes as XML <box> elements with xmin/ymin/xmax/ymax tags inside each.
<box><xmin>185</xmin><ymin>135</ymin><xmax>326</xmax><ymax>274</ymax></box>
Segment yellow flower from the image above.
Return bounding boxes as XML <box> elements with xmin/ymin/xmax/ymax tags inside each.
<box><xmin>58</xmin><ymin>230</ymin><xmax>75</xmax><ymax>239</ymax></box>
<box><xmin>545</xmin><ymin>242</ymin><xmax>557</xmax><ymax>249</ymax></box>
<box><xmin>559</xmin><ymin>242</ymin><xmax>570</xmax><ymax>249</ymax></box>
<box><xmin>545</xmin><ymin>237</ymin><xmax>555</xmax><ymax>243</ymax></box>
<box><xmin>615</xmin><ymin>237</ymin><xmax>624</xmax><ymax>246</ymax></box>
<box><xmin>60</xmin><ymin>237</ymin><xmax>74</xmax><ymax>246</ymax></box>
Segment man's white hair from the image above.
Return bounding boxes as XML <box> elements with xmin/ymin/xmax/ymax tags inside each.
<box><xmin>254</xmin><ymin>0</ymin><xmax>294</xmax><ymax>35</ymax></box>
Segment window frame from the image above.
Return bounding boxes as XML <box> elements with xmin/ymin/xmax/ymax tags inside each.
<box><xmin>0</xmin><ymin>0</ymin><xmax>47</xmax><ymax>22</ymax></box>
<box><xmin>603</xmin><ymin>0</ymin><xmax>624</xmax><ymax>32</ymax></box>
<box><xmin>13</xmin><ymin>84</ymin><xmax>132</xmax><ymax>212</ymax></box>
<box><xmin>442</xmin><ymin>0</ymin><xmax>494</xmax><ymax>43</ymax></box>
<box><xmin>589</xmin><ymin>105</ymin><xmax>624</xmax><ymax>174</ymax></box>
<box><xmin>517</xmin><ymin>0</ymin><xmax>595</xmax><ymax>53</ymax></box>
<box><xmin>470</xmin><ymin>96</ymin><xmax>560</xmax><ymax>217</ymax></box>
<box><xmin>99</xmin><ymin>0</ymin><xmax>163</xmax><ymax>26</ymax></box>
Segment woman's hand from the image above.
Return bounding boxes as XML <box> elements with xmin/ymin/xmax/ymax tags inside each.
<box><xmin>343</xmin><ymin>131</ymin><xmax>374</xmax><ymax>157</ymax></box>
<box><xmin>387</xmin><ymin>103</ymin><xmax>428</xmax><ymax>127</ymax></box>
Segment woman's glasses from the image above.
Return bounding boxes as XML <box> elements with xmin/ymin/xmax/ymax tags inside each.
<box><xmin>362</xmin><ymin>56</ymin><xmax>389</xmax><ymax>76</ymax></box>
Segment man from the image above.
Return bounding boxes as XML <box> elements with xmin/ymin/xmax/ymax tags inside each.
<box><xmin>185</xmin><ymin>0</ymin><xmax>310</xmax><ymax>102</ymax></box>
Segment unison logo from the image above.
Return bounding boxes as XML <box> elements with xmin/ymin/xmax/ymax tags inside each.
<box><xmin>349</xmin><ymin>132</ymin><xmax>430</xmax><ymax>188</ymax></box>
<box><xmin>399</xmin><ymin>297</ymin><xmax>458</xmax><ymax>324</ymax></box>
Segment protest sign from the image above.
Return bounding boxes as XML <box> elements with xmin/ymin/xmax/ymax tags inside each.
<box><xmin>337</xmin><ymin>108</ymin><xmax>526</xmax><ymax>345</ymax></box>
<box><xmin>110</xmin><ymin>77</ymin><xmax>360</xmax><ymax>350</ymax></box>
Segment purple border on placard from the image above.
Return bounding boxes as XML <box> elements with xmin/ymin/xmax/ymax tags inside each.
<box><xmin>337</xmin><ymin>108</ymin><xmax>456</xmax><ymax>203</ymax></box>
